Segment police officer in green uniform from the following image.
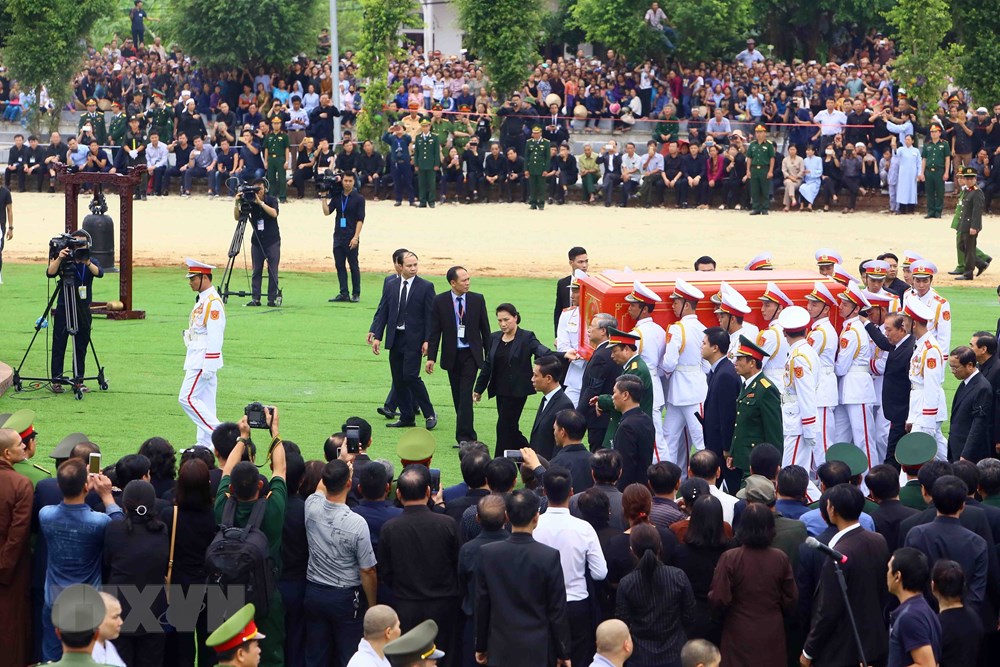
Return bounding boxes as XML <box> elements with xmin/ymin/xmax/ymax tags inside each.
<box><xmin>524</xmin><ymin>126</ymin><xmax>551</xmax><ymax>210</ymax></box>
<box><xmin>451</xmin><ymin>106</ymin><xmax>475</xmax><ymax>152</ymax></box>
<box><xmin>146</xmin><ymin>90</ymin><xmax>174</xmax><ymax>142</ymax></box>
<box><xmin>263</xmin><ymin>116</ymin><xmax>290</xmax><ymax>203</ymax></box>
<box><xmin>2</xmin><ymin>410</ymin><xmax>52</xmax><ymax>486</ymax></box>
<box><xmin>429</xmin><ymin>104</ymin><xmax>452</xmax><ymax>155</ymax></box>
<box><xmin>726</xmin><ymin>336</ymin><xmax>782</xmax><ymax>481</ymax></box>
<box><xmin>895</xmin><ymin>431</ymin><xmax>935</xmax><ymax>510</ymax></box>
<box><xmin>205</xmin><ymin>603</ymin><xmax>265</xmax><ymax>667</ymax></box>
<box><xmin>107</xmin><ymin>102</ymin><xmax>129</xmax><ymax>146</ymax></box>
<box><xmin>384</xmin><ymin>619</ymin><xmax>445</xmax><ymax>667</ymax></box>
<box><xmin>78</xmin><ymin>99</ymin><xmax>108</xmax><ymax>147</ymax></box>
<box><xmin>746</xmin><ymin>123</ymin><xmax>775</xmax><ymax>215</ymax></box>
<box><xmin>413</xmin><ymin>119</ymin><xmax>440</xmax><ymax>208</ymax></box>
<box><xmin>825</xmin><ymin>442</ymin><xmax>880</xmax><ymax>514</ymax></box>
<box><xmin>42</xmin><ymin>583</ymin><xmax>110</xmax><ymax>666</ymax></box>
<box><xmin>920</xmin><ymin>123</ymin><xmax>951</xmax><ymax>219</ymax></box>
<box><xmin>594</xmin><ymin>328</ymin><xmax>653</xmax><ymax>448</ymax></box>
<box><xmin>949</xmin><ymin>165</ymin><xmax>990</xmax><ymax>278</ymax></box>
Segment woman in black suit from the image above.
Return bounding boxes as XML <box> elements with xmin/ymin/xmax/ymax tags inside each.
<box><xmin>473</xmin><ymin>302</ymin><xmax>573</xmax><ymax>455</ymax></box>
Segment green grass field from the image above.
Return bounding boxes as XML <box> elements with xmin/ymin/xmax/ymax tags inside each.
<box><xmin>0</xmin><ymin>262</ymin><xmax>996</xmax><ymax>485</ymax></box>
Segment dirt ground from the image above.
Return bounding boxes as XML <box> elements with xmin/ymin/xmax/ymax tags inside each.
<box><xmin>2</xmin><ymin>191</ymin><xmax>988</xmax><ymax>277</ymax></box>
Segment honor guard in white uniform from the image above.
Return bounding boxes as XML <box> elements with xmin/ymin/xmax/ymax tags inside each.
<box><xmin>660</xmin><ymin>279</ymin><xmax>707</xmax><ymax>466</ymax></box>
<box><xmin>862</xmin><ymin>259</ymin><xmax>900</xmax><ymax>312</ymax></box>
<box><xmin>626</xmin><ymin>280</ymin><xmax>668</xmax><ymax>453</ymax></box>
<box><xmin>179</xmin><ymin>259</ymin><xmax>226</xmax><ymax>449</ymax></box>
<box><xmin>713</xmin><ymin>283</ymin><xmax>758</xmax><ymax>361</ymax></box>
<box><xmin>905</xmin><ymin>260</ymin><xmax>952</xmax><ymax>353</ymax></box>
<box><xmin>900</xmin><ymin>250</ymin><xmax>923</xmax><ymax>286</ymax></box>
<box><xmin>756</xmin><ymin>281</ymin><xmax>794</xmax><ymax>388</ymax></box>
<box><xmin>815</xmin><ymin>248</ymin><xmax>843</xmax><ymax>278</ymax></box>
<box><xmin>902</xmin><ymin>298</ymin><xmax>948</xmax><ymax>460</ymax></box>
<box><xmin>745</xmin><ymin>252</ymin><xmax>774</xmax><ymax>271</ymax></box>
<box><xmin>804</xmin><ymin>281</ymin><xmax>839</xmax><ymax>452</ymax></box>
<box><xmin>831</xmin><ymin>263</ymin><xmax>860</xmax><ymax>288</ymax></box>
<box><xmin>778</xmin><ymin>306</ymin><xmax>822</xmax><ymax>472</ymax></box>
<box><xmin>863</xmin><ymin>289</ymin><xmax>893</xmax><ymax>465</ymax></box>
<box><xmin>556</xmin><ymin>269</ymin><xmax>587</xmax><ymax>406</ymax></box>
<box><xmin>834</xmin><ymin>282</ymin><xmax>877</xmax><ymax>468</ymax></box>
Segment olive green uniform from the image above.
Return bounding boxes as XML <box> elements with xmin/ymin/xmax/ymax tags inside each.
<box><xmin>451</xmin><ymin>119</ymin><xmax>475</xmax><ymax>151</ymax></box>
<box><xmin>413</xmin><ymin>131</ymin><xmax>440</xmax><ymax>206</ymax></box>
<box><xmin>898</xmin><ymin>479</ymin><xmax>927</xmax><ymax>510</ymax></box>
<box><xmin>747</xmin><ymin>139</ymin><xmax>775</xmax><ymax>213</ymax></box>
<box><xmin>146</xmin><ymin>104</ymin><xmax>174</xmax><ymax>141</ymax></box>
<box><xmin>728</xmin><ymin>372</ymin><xmax>782</xmax><ymax>478</ymax></box>
<box><xmin>950</xmin><ymin>185</ymin><xmax>989</xmax><ymax>274</ymax></box>
<box><xmin>525</xmin><ymin>137</ymin><xmax>551</xmax><ymax>209</ymax></box>
<box><xmin>78</xmin><ymin>111</ymin><xmax>108</xmax><ymax>146</ymax></box>
<box><xmin>13</xmin><ymin>459</ymin><xmax>52</xmax><ymax>487</ymax></box>
<box><xmin>429</xmin><ymin>119</ymin><xmax>452</xmax><ymax>155</ymax></box>
<box><xmin>921</xmin><ymin>139</ymin><xmax>950</xmax><ymax>218</ymax></box>
<box><xmin>597</xmin><ymin>355</ymin><xmax>653</xmax><ymax>447</ymax></box>
<box><xmin>263</xmin><ymin>131</ymin><xmax>291</xmax><ymax>200</ymax></box>
<box><xmin>108</xmin><ymin>112</ymin><xmax>129</xmax><ymax>146</ymax></box>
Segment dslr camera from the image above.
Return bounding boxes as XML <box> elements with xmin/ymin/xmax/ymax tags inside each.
<box><xmin>49</xmin><ymin>233</ymin><xmax>91</xmax><ymax>264</ymax></box>
<box><xmin>316</xmin><ymin>170</ymin><xmax>344</xmax><ymax>197</ymax></box>
<box><xmin>244</xmin><ymin>402</ymin><xmax>271</xmax><ymax>429</ymax></box>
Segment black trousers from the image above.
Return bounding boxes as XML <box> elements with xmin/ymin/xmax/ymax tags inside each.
<box><xmin>395</xmin><ymin>597</ymin><xmax>460</xmax><ymax>667</ymax></box>
<box><xmin>4</xmin><ymin>165</ymin><xmax>26</xmax><ymax>191</ymax></box>
<box><xmin>114</xmin><ymin>632</ymin><xmax>166</xmax><ymax>667</ymax></box>
<box><xmin>333</xmin><ymin>241</ymin><xmax>360</xmax><ymax>297</ymax></box>
<box><xmin>391</xmin><ymin>162</ymin><xmax>414</xmax><ymax>204</ymax></box>
<box><xmin>389</xmin><ymin>328</ymin><xmax>434</xmax><ymax>422</ymax></box>
<box><xmin>567</xmin><ymin>598</ymin><xmax>596</xmax><ymax>667</ymax></box>
<box><xmin>51</xmin><ymin>301</ymin><xmax>92</xmax><ymax>380</ymax></box>
<box><xmin>251</xmin><ymin>238</ymin><xmax>280</xmax><ymax>302</ymax></box>
<box><xmin>961</xmin><ymin>231</ymin><xmax>979</xmax><ymax>277</ymax></box>
<box><xmin>448</xmin><ymin>348</ymin><xmax>479</xmax><ymax>442</ymax></box>
<box><xmin>502</xmin><ymin>177</ymin><xmax>526</xmax><ymax>202</ymax></box>
<box><xmin>494</xmin><ymin>394</ymin><xmax>528</xmax><ymax>456</ymax></box>
<box><xmin>886</xmin><ymin>421</ymin><xmax>907</xmax><ymax>471</ymax></box>
<box><xmin>292</xmin><ymin>168</ymin><xmax>314</xmax><ymax>198</ymax></box>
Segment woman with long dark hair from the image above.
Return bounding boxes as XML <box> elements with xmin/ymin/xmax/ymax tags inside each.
<box><xmin>606</xmin><ymin>484</ymin><xmax>680</xmax><ymax>585</ymax></box>
<box><xmin>673</xmin><ymin>494</ymin><xmax>732</xmax><ymax>643</ymax></box>
<box><xmin>138</xmin><ymin>437</ymin><xmax>177</xmax><ymax>498</ymax></box>
<box><xmin>615</xmin><ymin>524</ymin><xmax>695</xmax><ymax>667</ymax></box>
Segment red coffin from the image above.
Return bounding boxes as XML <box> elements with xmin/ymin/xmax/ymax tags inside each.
<box><xmin>576</xmin><ymin>270</ymin><xmax>843</xmax><ymax>353</ymax></box>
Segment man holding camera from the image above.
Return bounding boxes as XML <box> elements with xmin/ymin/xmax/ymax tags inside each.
<box><xmin>45</xmin><ymin>231</ymin><xmax>103</xmax><ymax>393</ymax></box>
<box><xmin>180</xmin><ymin>259</ymin><xmax>226</xmax><ymax>449</ymax></box>
<box><xmin>235</xmin><ymin>178</ymin><xmax>281</xmax><ymax>307</ymax></box>
<box><xmin>323</xmin><ymin>171</ymin><xmax>365</xmax><ymax>303</ymax></box>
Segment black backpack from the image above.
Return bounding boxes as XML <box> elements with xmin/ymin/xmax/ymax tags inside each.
<box><xmin>205</xmin><ymin>495</ymin><xmax>276</xmax><ymax>618</ymax></box>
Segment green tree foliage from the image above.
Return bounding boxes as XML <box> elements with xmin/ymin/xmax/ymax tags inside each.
<box><xmin>884</xmin><ymin>0</ymin><xmax>962</xmax><ymax>119</ymax></box>
<box><xmin>953</xmin><ymin>5</ymin><xmax>1000</xmax><ymax>106</ymax></box>
<box><xmin>90</xmin><ymin>0</ymin><xmax>176</xmax><ymax>50</ymax></box>
<box><xmin>456</xmin><ymin>0</ymin><xmax>544</xmax><ymax>99</ymax></box>
<box><xmin>671</xmin><ymin>0</ymin><xmax>751</xmax><ymax>62</ymax></box>
<box><xmin>4</xmin><ymin>0</ymin><xmax>115</xmax><ymax>132</ymax></box>
<box><xmin>353</xmin><ymin>0</ymin><xmax>419</xmax><ymax>144</ymax></box>
<box><xmin>758</xmin><ymin>0</ymin><xmax>891</xmax><ymax>60</ymax></box>
<box><xmin>167</xmin><ymin>0</ymin><xmax>321</xmax><ymax>67</ymax></box>
<box><xmin>571</xmin><ymin>0</ymin><xmax>661</xmax><ymax>63</ymax></box>
<box><xmin>541</xmin><ymin>0</ymin><xmax>587</xmax><ymax>55</ymax></box>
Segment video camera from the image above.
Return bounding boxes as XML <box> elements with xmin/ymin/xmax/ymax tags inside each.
<box><xmin>49</xmin><ymin>233</ymin><xmax>91</xmax><ymax>264</ymax></box>
<box><xmin>316</xmin><ymin>170</ymin><xmax>344</xmax><ymax>197</ymax></box>
<box><xmin>237</xmin><ymin>182</ymin><xmax>261</xmax><ymax>204</ymax></box>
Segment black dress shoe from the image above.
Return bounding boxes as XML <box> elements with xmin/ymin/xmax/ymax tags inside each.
<box><xmin>350</xmin><ymin>295</ymin><xmax>360</xmax><ymax>303</ymax></box>
<box><xmin>329</xmin><ymin>294</ymin><xmax>349</xmax><ymax>302</ymax></box>
<box><xmin>376</xmin><ymin>406</ymin><xmax>397</xmax><ymax>419</ymax></box>
<box><xmin>947</xmin><ymin>269</ymin><xmax>964</xmax><ymax>275</ymax></box>
<box><xmin>245</xmin><ymin>300</ymin><xmax>262</xmax><ymax>307</ymax></box>
<box><xmin>425</xmin><ymin>414</ymin><xmax>438</xmax><ymax>430</ymax></box>
<box><xmin>386</xmin><ymin>420</ymin><xmax>417</xmax><ymax>428</ymax></box>
<box><xmin>978</xmin><ymin>259</ymin><xmax>992</xmax><ymax>276</ymax></box>
<box><xmin>954</xmin><ymin>275</ymin><xmax>974</xmax><ymax>280</ymax></box>
<box><xmin>394</xmin><ymin>201</ymin><xmax>402</xmax><ymax>207</ymax></box>
<box><xmin>749</xmin><ymin>211</ymin><xmax>761</xmax><ymax>216</ymax></box>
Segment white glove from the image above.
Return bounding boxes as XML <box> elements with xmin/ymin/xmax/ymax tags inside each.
<box><xmin>802</xmin><ymin>437</ymin><xmax>817</xmax><ymax>452</ymax></box>
<box><xmin>129</xmin><ymin>150</ymin><xmax>138</xmax><ymax>159</ymax></box>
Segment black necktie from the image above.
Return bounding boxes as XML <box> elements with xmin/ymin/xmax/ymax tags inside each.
<box><xmin>457</xmin><ymin>296</ymin><xmax>465</xmax><ymax>322</ymax></box>
<box><xmin>535</xmin><ymin>396</ymin><xmax>548</xmax><ymax>427</ymax></box>
<box><xmin>397</xmin><ymin>280</ymin><xmax>408</xmax><ymax>328</ymax></box>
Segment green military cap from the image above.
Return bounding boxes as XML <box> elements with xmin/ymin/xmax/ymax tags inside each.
<box><xmin>397</xmin><ymin>428</ymin><xmax>436</xmax><ymax>463</ymax></box>
<box><xmin>205</xmin><ymin>603</ymin><xmax>265</xmax><ymax>654</ymax></box>
<box><xmin>825</xmin><ymin>442</ymin><xmax>868</xmax><ymax>476</ymax></box>
<box><xmin>736</xmin><ymin>474</ymin><xmax>776</xmax><ymax>503</ymax></box>
<box><xmin>419</xmin><ymin>119</ymin><xmax>431</xmax><ymax>126</ymax></box>
<box><xmin>734</xmin><ymin>335</ymin><xmax>769</xmax><ymax>361</ymax></box>
<box><xmin>50</xmin><ymin>432</ymin><xmax>93</xmax><ymax>459</ymax></box>
<box><xmin>754</xmin><ymin>124</ymin><xmax>767</xmax><ymax>132</ymax></box>
<box><xmin>895</xmin><ymin>432</ymin><xmax>937</xmax><ymax>467</ymax></box>
<box><xmin>152</xmin><ymin>89</ymin><xmax>165</xmax><ymax>98</ymax></box>
<box><xmin>607</xmin><ymin>327</ymin><xmax>641</xmax><ymax>347</ymax></box>
<box><xmin>384</xmin><ymin>619</ymin><xmax>445</xmax><ymax>666</ymax></box>
<box><xmin>51</xmin><ymin>584</ymin><xmax>105</xmax><ymax>634</ymax></box>
<box><xmin>2</xmin><ymin>409</ymin><xmax>37</xmax><ymax>438</ymax></box>
<box><xmin>129</xmin><ymin>115</ymin><xmax>141</xmax><ymax>122</ymax></box>
<box><xmin>959</xmin><ymin>166</ymin><xmax>977</xmax><ymax>178</ymax></box>
<box><xmin>531</xmin><ymin>126</ymin><xmax>542</xmax><ymax>132</ymax></box>
<box><xmin>929</xmin><ymin>123</ymin><xmax>942</xmax><ymax>132</ymax></box>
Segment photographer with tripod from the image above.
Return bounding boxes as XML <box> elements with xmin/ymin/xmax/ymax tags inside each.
<box><xmin>234</xmin><ymin>178</ymin><xmax>281</xmax><ymax>307</ymax></box>
<box><xmin>45</xmin><ymin>230</ymin><xmax>103</xmax><ymax>393</ymax></box>
<box><xmin>321</xmin><ymin>171</ymin><xmax>365</xmax><ymax>303</ymax></box>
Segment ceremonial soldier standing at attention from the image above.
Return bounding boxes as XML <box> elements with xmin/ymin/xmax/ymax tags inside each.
<box><xmin>591</xmin><ymin>328</ymin><xmax>653</xmax><ymax>448</ymax></box>
<box><xmin>660</xmin><ymin>279</ymin><xmax>707</xmax><ymax>467</ymax></box>
<box><xmin>263</xmin><ymin>115</ymin><xmax>291</xmax><ymax>203</ymax></box>
<box><xmin>756</xmin><ymin>281</ymin><xmax>794</xmax><ymax>388</ymax></box>
<box><xmin>146</xmin><ymin>90</ymin><xmax>174</xmax><ymax>142</ymax></box>
<box><xmin>906</xmin><ymin>260</ymin><xmax>952</xmax><ymax>352</ymax></box>
<box><xmin>919</xmin><ymin>123</ymin><xmax>950</xmax><ymax>218</ymax></box>
<box><xmin>804</xmin><ymin>281</ymin><xmax>839</xmax><ymax>452</ymax></box>
<box><xmin>814</xmin><ymin>248</ymin><xmax>842</xmax><ymax>278</ymax></box>
<box><xmin>834</xmin><ymin>282</ymin><xmax>877</xmax><ymax>468</ymax></box>
<box><xmin>625</xmin><ymin>280</ymin><xmax>667</xmax><ymax>456</ymax></box>
<box><xmin>414</xmin><ymin>119</ymin><xmax>440</xmax><ymax>208</ymax></box>
<box><xmin>524</xmin><ymin>126</ymin><xmax>550</xmax><ymax>210</ymax></box>
<box><xmin>861</xmin><ymin>289</ymin><xmax>894</xmax><ymax>465</ymax></box>
<box><xmin>180</xmin><ymin>259</ymin><xmax>226</xmax><ymax>449</ymax></box>
<box><xmin>713</xmin><ymin>283</ymin><xmax>758</xmax><ymax>360</ymax></box>
<box><xmin>78</xmin><ymin>98</ymin><xmax>107</xmax><ymax>146</ymax></box>
<box><xmin>747</xmin><ymin>123</ymin><xmax>775</xmax><ymax>215</ymax></box>
<box><xmin>954</xmin><ymin>166</ymin><xmax>986</xmax><ymax>280</ymax></box>
<box><xmin>727</xmin><ymin>335</ymin><xmax>782</xmax><ymax>482</ymax></box>
<box><xmin>778</xmin><ymin>306</ymin><xmax>821</xmax><ymax>472</ymax></box>
<box><xmin>107</xmin><ymin>101</ymin><xmax>128</xmax><ymax>146</ymax></box>
<box><xmin>903</xmin><ymin>299</ymin><xmax>948</xmax><ymax>460</ymax></box>
<box><xmin>862</xmin><ymin>260</ymin><xmax>900</xmax><ymax>312</ymax></box>
<box><xmin>555</xmin><ymin>270</ymin><xmax>587</xmax><ymax>406</ymax></box>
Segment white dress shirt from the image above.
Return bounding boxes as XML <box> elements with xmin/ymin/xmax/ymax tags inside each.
<box><xmin>396</xmin><ymin>277</ymin><xmax>411</xmax><ymax>330</ymax></box>
<box><xmin>708</xmin><ymin>484</ymin><xmax>738</xmax><ymax>524</ymax></box>
<box><xmin>346</xmin><ymin>638</ymin><xmax>391</xmax><ymax>667</ymax></box>
<box><xmin>93</xmin><ymin>639</ymin><xmax>127</xmax><ymax>666</ymax></box>
<box><xmin>534</xmin><ymin>507</ymin><xmax>608</xmax><ymax>601</ymax></box>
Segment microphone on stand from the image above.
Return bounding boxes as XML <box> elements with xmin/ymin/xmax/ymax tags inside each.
<box><xmin>804</xmin><ymin>536</ymin><xmax>848</xmax><ymax>564</ymax></box>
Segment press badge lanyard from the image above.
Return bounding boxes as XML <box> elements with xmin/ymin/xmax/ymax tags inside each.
<box><xmin>340</xmin><ymin>194</ymin><xmax>348</xmax><ymax>229</ymax></box>
<box><xmin>75</xmin><ymin>263</ymin><xmax>88</xmax><ymax>300</ymax></box>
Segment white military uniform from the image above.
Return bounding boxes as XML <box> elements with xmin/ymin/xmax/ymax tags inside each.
<box><xmin>779</xmin><ymin>307</ymin><xmax>822</xmax><ymax>472</ymax></box>
<box><xmin>556</xmin><ymin>305</ymin><xmax>585</xmax><ymax>406</ymax></box>
<box><xmin>908</xmin><ymin>328</ymin><xmax>947</xmax><ymax>461</ymax></box>
<box><xmin>907</xmin><ymin>287</ymin><xmax>952</xmax><ymax>353</ymax></box>
<box><xmin>833</xmin><ymin>287</ymin><xmax>877</xmax><ymax>468</ymax></box>
<box><xmin>729</xmin><ymin>323</ymin><xmax>760</xmax><ymax>362</ymax></box>
<box><xmin>805</xmin><ymin>282</ymin><xmax>839</xmax><ymax>452</ymax></box>
<box><xmin>660</xmin><ymin>312</ymin><xmax>707</xmax><ymax>466</ymax></box>
<box><xmin>626</xmin><ymin>280</ymin><xmax>668</xmax><ymax>454</ymax></box>
<box><xmin>179</xmin><ymin>259</ymin><xmax>226</xmax><ymax>449</ymax></box>
<box><xmin>863</xmin><ymin>288</ymin><xmax>895</xmax><ymax>466</ymax></box>
<box><xmin>756</xmin><ymin>282</ymin><xmax>794</xmax><ymax>389</ymax></box>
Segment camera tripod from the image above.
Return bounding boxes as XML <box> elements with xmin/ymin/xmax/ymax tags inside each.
<box><xmin>13</xmin><ymin>275</ymin><xmax>108</xmax><ymax>401</ymax></box>
<box><xmin>218</xmin><ymin>179</ymin><xmax>283</xmax><ymax>306</ymax></box>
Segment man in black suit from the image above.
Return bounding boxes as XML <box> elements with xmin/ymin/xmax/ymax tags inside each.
<box><xmin>947</xmin><ymin>345</ymin><xmax>995</xmax><ymax>462</ymax></box>
<box><xmin>952</xmin><ymin>460</ymin><xmax>1000</xmax><ymax>551</ymax></box>
<box><xmin>610</xmin><ymin>374</ymin><xmax>655</xmax><ymax>490</ymax></box>
<box><xmin>970</xmin><ymin>331</ymin><xmax>1000</xmax><ymax>454</ymax></box>
<box><xmin>553</xmin><ymin>247</ymin><xmax>589</xmax><ymax>335</ymax></box>
<box><xmin>578</xmin><ymin>312</ymin><xmax>619</xmax><ymax>451</ymax></box>
<box><xmin>369</xmin><ymin>251</ymin><xmax>436</xmax><ymax>428</ymax></box>
<box><xmin>569</xmin><ymin>449</ymin><xmax>626</xmax><ymax>531</ymax></box>
<box><xmin>801</xmin><ymin>484</ymin><xmax>890</xmax><ymax>667</ymax></box>
<box><xmin>598</xmin><ymin>142</ymin><xmax>624</xmax><ymax>208</ymax></box>
<box><xmin>865</xmin><ymin>463</ymin><xmax>919</xmax><ymax>550</ymax></box>
<box><xmin>425</xmin><ymin>265</ymin><xmax>492</xmax><ymax>444</ymax></box>
<box><xmin>701</xmin><ymin>326</ymin><xmax>741</xmax><ymax>489</ymax></box>
<box><xmin>866</xmin><ymin>312</ymin><xmax>915</xmax><ymax>469</ymax></box>
<box><xmin>475</xmin><ymin>489</ymin><xmax>571</xmax><ymax>667</ymax></box>
<box><xmin>521</xmin><ymin>409</ymin><xmax>594</xmax><ymax>493</ymax></box>
<box><xmin>369</xmin><ymin>248</ymin><xmax>421</xmax><ymax>420</ymax></box>
<box><xmin>527</xmin><ymin>355</ymin><xmax>576</xmax><ymax>460</ymax></box>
